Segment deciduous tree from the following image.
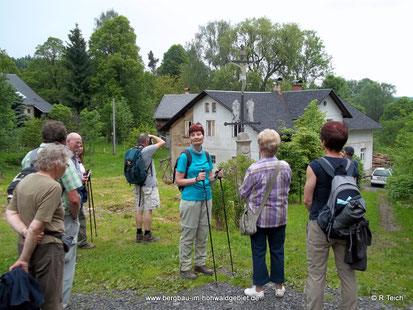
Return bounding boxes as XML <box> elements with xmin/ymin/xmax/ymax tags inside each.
<box><xmin>21</xmin><ymin>37</ymin><xmax>65</xmax><ymax>104</ymax></box>
<box><xmin>89</xmin><ymin>15</ymin><xmax>148</xmax><ymax>124</ymax></box>
<box><xmin>0</xmin><ymin>49</ymin><xmax>19</xmax><ymax>74</ymax></box>
<box><xmin>157</xmin><ymin>44</ymin><xmax>188</xmax><ymax>76</ymax></box>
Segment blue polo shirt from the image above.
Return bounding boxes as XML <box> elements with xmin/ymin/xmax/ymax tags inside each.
<box><xmin>177</xmin><ymin>149</ymin><xmax>213</xmax><ymax>201</ymax></box>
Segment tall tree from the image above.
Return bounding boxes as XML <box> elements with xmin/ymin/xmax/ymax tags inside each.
<box><xmin>62</xmin><ymin>24</ymin><xmax>91</xmax><ymax>112</ymax></box>
<box><xmin>157</xmin><ymin>44</ymin><xmax>189</xmax><ymax>76</ymax></box>
<box><xmin>94</xmin><ymin>9</ymin><xmax>119</xmax><ymax>29</ymax></box>
<box><xmin>21</xmin><ymin>37</ymin><xmax>65</xmax><ymax>104</ymax></box>
<box><xmin>289</xmin><ymin>30</ymin><xmax>332</xmax><ymax>85</ymax></box>
<box><xmin>322</xmin><ymin>74</ymin><xmax>352</xmax><ymax>101</ymax></box>
<box><xmin>89</xmin><ymin>15</ymin><xmax>148</xmax><ymax>124</ymax></box>
<box><xmin>353</xmin><ymin>79</ymin><xmax>395</xmax><ymax>121</ymax></box>
<box><xmin>0</xmin><ymin>49</ymin><xmax>19</xmax><ymax>74</ymax></box>
<box><xmin>187</xmin><ymin>18</ymin><xmax>331</xmax><ymax>91</ymax></box>
<box><xmin>147</xmin><ymin>50</ymin><xmax>159</xmax><ymax>74</ymax></box>
<box><xmin>182</xmin><ymin>46</ymin><xmax>210</xmax><ymax>92</ymax></box>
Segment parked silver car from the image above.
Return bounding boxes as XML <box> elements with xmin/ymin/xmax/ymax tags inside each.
<box><xmin>370</xmin><ymin>167</ymin><xmax>392</xmax><ymax>186</ymax></box>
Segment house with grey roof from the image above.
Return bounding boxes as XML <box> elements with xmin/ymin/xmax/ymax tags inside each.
<box><xmin>154</xmin><ymin>86</ymin><xmax>381</xmax><ymax>173</ymax></box>
<box><xmin>5</xmin><ymin>74</ymin><xmax>52</xmax><ymax>118</ymax></box>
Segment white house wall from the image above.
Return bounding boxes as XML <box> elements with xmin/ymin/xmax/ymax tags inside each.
<box><xmin>193</xmin><ymin>96</ymin><xmax>260</xmax><ymax>167</ymax></box>
<box><xmin>318</xmin><ymin>96</ymin><xmax>343</xmax><ymax>121</ymax></box>
<box><xmin>320</xmin><ymin>95</ymin><xmax>373</xmax><ymax>173</ymax></box>
<box><xmin>347</xmin><ymin>129</ymin><xmax>373</xmax><ymax>173</ymax></box>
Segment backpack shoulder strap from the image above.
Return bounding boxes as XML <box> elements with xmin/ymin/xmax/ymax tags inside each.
<box><xmin>316</xmin><ymin>157</ymin><xmax>335</xmax><ymax>178</ymax></box>
<box><xmin>344</xmin><ymin>158</ymin><xmax>355</xmax><ymax>176</ymax></box>
<box><xmin>183</xmin><ymin>149</ymin><xmax>192</xmax><ymax>178</ymax></box>
<box><xmin>205</xmin><ymin>151</ymin><xmax>211</xmax><ymax>165</ymax></box>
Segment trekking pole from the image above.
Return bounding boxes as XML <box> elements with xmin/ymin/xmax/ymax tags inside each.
<box><xmin>217</xmin><ymin>170</ymin><xmax>234</xmax><ymax>275</ymax></box>
<box><xmin>86</xmin><ymin>180</ymin><xmax>94</xmax><ymax>242</ymax></box>
<box><xmin>201</xmin><ymin>168</ymin><xmax>218</xmax><ymax>285</ymax></box>
<box><xmin>88</xmin><ymin>175</ymin><xmax>97</xmax><ymax>237</ymax></box>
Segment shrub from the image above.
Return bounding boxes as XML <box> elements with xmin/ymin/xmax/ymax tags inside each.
<box><xmin>18</xmin><ymin>118</ymin><xmax>44</xmax><ymax>148</ymax></box>
<box><xmin>211</xmin><ymin>155</ymin><xmax>255</xmax><ymax>229</ymax></box>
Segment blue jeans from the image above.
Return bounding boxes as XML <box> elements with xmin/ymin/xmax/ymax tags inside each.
<box><xmin>250</xmin><ymin>225</ymin><xmax>286</xmax><ymax>286</ymax></box>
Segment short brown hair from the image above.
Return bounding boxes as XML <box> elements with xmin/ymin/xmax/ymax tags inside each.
<box><xmin>320</xmin><ymin>121</ymin><xmax>348</xmax><ymax>152</ymax></box>
<box><xmin>42</xmin><ymin>121</ymin><xmax>67</xmax><ymax>143</ymax></box>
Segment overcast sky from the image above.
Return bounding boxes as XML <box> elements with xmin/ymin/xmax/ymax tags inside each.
<box><xmin>1</xmin><ymin>0</ymin><xmax>412</xmax><ymax>96</ymax></box>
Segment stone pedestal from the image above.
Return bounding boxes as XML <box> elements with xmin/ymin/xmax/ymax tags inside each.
<box><xmin>236</xmin><ymin>132</ymin><xmax>251</xmax><ymax>158</ymax></box>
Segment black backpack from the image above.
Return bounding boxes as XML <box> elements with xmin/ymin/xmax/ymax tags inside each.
<box><xmin>124</xmin><ymin>146</ymin><xmax>152</xmax><ymax>186</ymax></box>
<box><xmin>316</xmin><ymin>158</ymin><xmax>367</xmax><ymax>241</ymax></box>
<box><xmin>7</xmin><ymin>148</ymin><xmax>39</xmax><ymax>203</ymax></box>
<box><xmin>172</xmin><ymin>149</ymin><xmax>210</xmax><ymax>191</ymax></box>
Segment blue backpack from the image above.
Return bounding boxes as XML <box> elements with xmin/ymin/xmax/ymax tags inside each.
<box><xmin>124</xmin><ymin>146</ymin><xmax>152</xmax><ymax>185</ymax></box>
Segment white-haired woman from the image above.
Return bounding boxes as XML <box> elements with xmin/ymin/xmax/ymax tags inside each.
<box><xmin>239</xmin><ymin>129</ymin><xmax>292</xmax><ymax>299</ymax></box>
<box><xmin>6</xmin><ymin>144</ymin><xmax>71</xmax><ymax>310</ymax></box>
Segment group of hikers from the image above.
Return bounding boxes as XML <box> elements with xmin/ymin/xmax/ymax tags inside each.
<box><xmin>5</xmin><ymin>120</ymin><xmax>363</xmax><ymax>310</ymax></box>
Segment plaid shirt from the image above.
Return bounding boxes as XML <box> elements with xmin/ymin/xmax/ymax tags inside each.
<box><xmin>22</xmin><ymin>143</ymin><xmax>82</xmax><ymax>214</ymax></box>
<box><xmin>239</xmin><ymin>156</ymin><xmax>292</xmax><ymax>228</ymax></box>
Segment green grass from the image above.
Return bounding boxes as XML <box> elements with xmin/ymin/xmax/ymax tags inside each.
<box><xmin>0</xmin><ymin>143</ymin><xmax>412</xmax><ymax>307</ymax></box>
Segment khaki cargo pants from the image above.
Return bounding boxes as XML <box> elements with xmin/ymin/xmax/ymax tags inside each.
<box><xmin>179</xmin><ymin>199</ymin><xmax>212</xmax><ymax>271</ymax></box>
<box><xmin>304</xmin><ymin>220</ymin><xmax>358</xmax><ymax>310</ymax></box>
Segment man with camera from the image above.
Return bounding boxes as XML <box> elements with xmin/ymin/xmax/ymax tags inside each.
<box><xmin>134</xmin><ymin>133</ymin><xmax>165</xmax><ymax>244</ymax></box>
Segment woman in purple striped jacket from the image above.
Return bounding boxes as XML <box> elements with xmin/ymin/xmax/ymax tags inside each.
<box><xmin>239</xmin><ymin>129</ymin><xmax>292</xmax><ymax>300</ymax></box>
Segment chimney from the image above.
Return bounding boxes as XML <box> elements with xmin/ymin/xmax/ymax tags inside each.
<box><xmin>273</xmin><ymin>78</ymin><xmax>283</xmax><ymax>93</ymax></box>
<box><xmin>292</xmin><ymin>79</ymin><xmax>303</xmax><ymax>91</ymax></box>
<box><xmin>184</xmin><ymin>87</ymin><xmax>190</xmax><ymax>94</ymax></box>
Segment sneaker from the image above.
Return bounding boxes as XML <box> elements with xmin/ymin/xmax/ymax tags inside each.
<box><xmin>194</xmin><ymin>265</ymin><xmax>213</xmax><ymax>276</ymax></box>
<box><xmin>136</xmin><ymin>233</ymin><xmax>143</xmax><ymax>243</ymax></box>
<box><xmin>180</xmin><ymin>270</ymin><xmax>197</xmax><ymax>280</ymax></box>
<box><xmin>78</xmin><ymin>243</ymin><xmax>96</xmax><ymax>249</ymax></box>
<box><xmin>143</xmin><ymin>232</ymin><xmax>160</xmax><ymax>244</ymax></box>
<box><xmin>244</xmin><ymin>285</ymin><xmax>264</xmax><ymax>299</ymax></box>
<box><xmin>275</xmin><ymin>285</ymin><xmax>286</xmax><ymax>298</ymax></box>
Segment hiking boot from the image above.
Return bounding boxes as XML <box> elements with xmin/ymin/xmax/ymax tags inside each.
<box><xmin>194</xmin><ymin>265</ymin><xmax>213</xmax><ymax>276</ymax></box>
<box><xmin>78</xmin><ymin>243</ymin><xmax>96</xmax><ymax>249</ymax></box>
<box><xmin>180</xmin><ymin>270</ymin><xmax>197</xmax><ymax>280</ymax></box>
<box><xmin>136</xmin><ymin>233</ymin><xmax>143</xmax><ymax>243</ymax></box>
<box><xmin>143</xmin><ymin>232</ymin><xmax>160</xmax><ymax>244</ymax></box>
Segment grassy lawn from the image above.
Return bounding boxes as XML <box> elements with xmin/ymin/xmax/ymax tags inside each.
<box><xmin>0</xmin><ymin>143</ymin><xmax>411</xmax><ymax>307</ymax></box>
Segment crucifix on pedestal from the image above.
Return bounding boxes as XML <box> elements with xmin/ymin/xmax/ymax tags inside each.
<box><xmin>224</xmin><ymin>45</ymin><xmax>261</xmax><ymax>133</ymax></box>
<box><xmin>224</xmin><ymin>45</ymin><xmax>261</xmax><ymax>158</ymax></box>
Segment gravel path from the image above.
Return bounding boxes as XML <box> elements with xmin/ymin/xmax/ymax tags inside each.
<box><xmin>68</xmin><ymin>282</ymin><xmax>410</xmax><ymax>310</ymax></box>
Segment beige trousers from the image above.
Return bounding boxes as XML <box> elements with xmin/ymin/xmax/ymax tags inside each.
<box><xmin>304</xmin><ymin>220</ymin><xmax>358</xmax><ymax>310</ymax></box>
<box><xmin>179</xmin><ymin>199</ymin><xmax>212</xmax><ymax>271</ymax></box>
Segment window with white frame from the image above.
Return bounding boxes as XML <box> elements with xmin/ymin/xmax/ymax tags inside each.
<box><xmin>210</xmin><ymin>155</ymin><xmax>216</xmax><ymax>164</ymax></box>
<box><xmin>184</xmin><ymin>120</ymin><xmax>192</xmax><ymax>137</ymax></box>
<box><xmin>360</xmin><ymin>148</ymin><xmax>366</xmax><ymax>162</ymax></box>
<box><xmin>212</xmin><ymin>102</ymin><xmax>216</xmax><ymax>112</ymax></box>
<box><xmin>205</xmin><ymin>102</ymin><xmax>210</xmax><ymax>112</ymax></box>
<box><xmin>206</xmin><ymin>120</ymin><xmax>215</xmax><ymax>136</ymax></box>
